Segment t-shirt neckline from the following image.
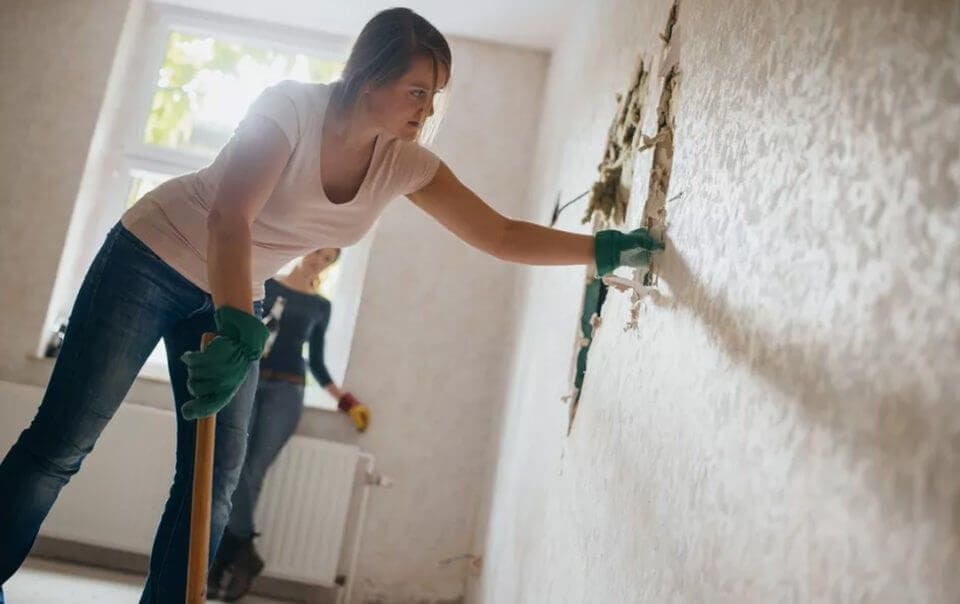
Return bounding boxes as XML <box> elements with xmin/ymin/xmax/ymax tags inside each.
<box><xmin>317</xmin><ymin>84</ymin><xmax>383</xmax><ymax>207</ymax></box>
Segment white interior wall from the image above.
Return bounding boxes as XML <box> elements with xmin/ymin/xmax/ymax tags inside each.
<box><xmin>0</xmin><ymin>2</ymin><xmax>548</xmax><ymax>602</ymax></box>
<box><xmin>471</xmin><ymin>0</ymin><xmax>960</xmax><ymax>602</ymax></box>
<box><xmin>338</xmin><ymin>38</ymin><xmax>548</xmax><ymax>603</ymax></box>
<box><xmin>0</xmin><ymin>0</ymin><xmax>137</xmax><ymax>385</ymax></box>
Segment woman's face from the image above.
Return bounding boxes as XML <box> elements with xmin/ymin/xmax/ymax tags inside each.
<box><xmin>365</xmin><ymin>55</ymin><xmax>449</xmax><ymax>142</ymax></box>
<box><xmin>303</xmin><ymin>248</ymin><xmax>339</xmax><ymax>275</ymax></box>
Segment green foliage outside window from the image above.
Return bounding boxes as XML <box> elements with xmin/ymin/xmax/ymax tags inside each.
<box><xmin>143</xmin><ymin>31</ymin><xmax>342</xmax><ymax>155</ymax></box>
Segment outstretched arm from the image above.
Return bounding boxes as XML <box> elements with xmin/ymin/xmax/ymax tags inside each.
<box><xmin>408</xmin><ymin>161</ymin><xmax>664</xmax><ymax>277</ymax></box>
<box><xmin>407</xmin><ymin>162</ymin><xmax>596</xmax><ymax>266</ymax></box>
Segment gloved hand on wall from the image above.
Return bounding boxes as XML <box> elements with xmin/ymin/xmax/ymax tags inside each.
<box><xmin>593</xmin><ymin>227</ymin><xmax>664</xmax><ymax>276</ymax></box>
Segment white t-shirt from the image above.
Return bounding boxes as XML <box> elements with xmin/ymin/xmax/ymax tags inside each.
<box><xmin>122</xmin><ymin>80</ymin><xmax>440</xmax><ymax>300</ymax></box>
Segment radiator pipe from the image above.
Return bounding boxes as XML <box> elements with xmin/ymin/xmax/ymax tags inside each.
<box><xmin>339</xmin><ymin>452</ymin><xmax>387</xmax><ymax>604</ymax></box>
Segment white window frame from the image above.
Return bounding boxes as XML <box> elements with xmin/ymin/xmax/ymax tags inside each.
<box><xmin>41</xmin><ymin>3</ymin><xmax>364</xmax><ymax>409</ymax></box>
<box><xmin>122</xmin><ymin>5</ymin><xmax>350</xmax><ymax>180</ymax></box>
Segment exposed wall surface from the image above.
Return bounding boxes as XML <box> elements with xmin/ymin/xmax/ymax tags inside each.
<box><xmin>471</xmin><ymin>0</ymin><xmax>960</xmax><ymax>602</ymax></box>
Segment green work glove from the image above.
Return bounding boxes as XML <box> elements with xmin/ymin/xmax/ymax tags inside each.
<box><xmin>180</xmin><ymin>306</ymin><xmax>269</xmax><ymax>420</ymax></box>
<box><xmin>593</xmin><ymin>227</ymin><xmax>665</xmax><ymax>277</ymax></box>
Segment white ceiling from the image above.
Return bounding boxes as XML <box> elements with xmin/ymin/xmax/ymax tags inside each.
<box><xmin>164</xmin><ymin>0</ymin><xmax>575</xmax><ymax>51</ymax></box>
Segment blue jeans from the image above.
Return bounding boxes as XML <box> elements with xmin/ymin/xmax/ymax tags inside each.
<box><xmin>0</xmin><ymin>224</ymin><xmax>261</xmax><ymax>603</ymax></box>
<box><xmin>226</xmin><ymin>379</ymin><xmax>304</xmax><ymax>539</ymax></box>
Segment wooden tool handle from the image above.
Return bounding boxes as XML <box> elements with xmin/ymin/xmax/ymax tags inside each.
<box><xmin>186</xmin><ymin>332</ymin><xmax>216</xmax><ymax>603</ymax></box>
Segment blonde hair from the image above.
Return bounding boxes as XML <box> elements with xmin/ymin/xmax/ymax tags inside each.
<box><xmin>309</xmin><ymin>248</ymin><xmax>342</xmax><ymax>293</ymax></box>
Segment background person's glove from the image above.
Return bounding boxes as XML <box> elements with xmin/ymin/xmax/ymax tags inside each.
<box><xmin>338</xmin><ymin>392</ymin><xmax>371</xmax><ymax>432</ymax></box>
<box><xmin>593</xmin><ymin>227</ymin><xmax>665</xmax><ymax>277</ymax></box>
<box><xmin>180</xmin><ymin>306</ymin><xmax>269</xmax><ymax>420</ymax></box>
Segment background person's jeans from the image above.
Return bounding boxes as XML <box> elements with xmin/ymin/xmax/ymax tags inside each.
<box><xmin>0</xmin><ymin>223</ymin><xmax>261</xmax><ymax>603</ymax></box>
<box><xmin>226</xmin><ymin>379</ymin><xmax>305</xmax><ymax>539</ymax></box>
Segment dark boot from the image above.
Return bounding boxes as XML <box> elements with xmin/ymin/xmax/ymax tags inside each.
<box><xmin>221</xmin><ymin>534</ymin><xmax>265</xmax><ymax>602</ymax></box>
<box><xmin>208</xmin><ymin>530</ymin><xmax>245</xmax><ymax>599</ymax></box>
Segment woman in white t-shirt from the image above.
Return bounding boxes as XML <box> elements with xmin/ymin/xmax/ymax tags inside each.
<box><xmin>0</xmin><ymin>7</ymin><xmax>662</xmax><ymax>602</ymax></box>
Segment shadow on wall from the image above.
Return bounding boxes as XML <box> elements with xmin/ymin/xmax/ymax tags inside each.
<box><xmin>642</xmin><ymin>236</ymin><xmax>960</xmax><ymax>592</ymax></box>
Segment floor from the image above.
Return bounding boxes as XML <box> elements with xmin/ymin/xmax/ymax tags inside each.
<box><xmin>4</xmin><ymin>557</ymin><xmax>291</xmax><ymax>603</ymax></box>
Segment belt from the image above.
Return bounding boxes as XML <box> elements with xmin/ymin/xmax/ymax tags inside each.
<box><xmin>259</xmin><ymin>368</ymin><xmax>305</xmax><ymax>385</ymax></box>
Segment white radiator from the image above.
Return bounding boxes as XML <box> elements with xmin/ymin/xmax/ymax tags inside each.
<box><xmin>0</xmin><ymin>382</ymin><xmax>360</xmax><ymax>588</ymax></box>
<box><xmin>254</xmin><ymin>435</ymin><xmax>359</xmax><ymax>584</ymax></box>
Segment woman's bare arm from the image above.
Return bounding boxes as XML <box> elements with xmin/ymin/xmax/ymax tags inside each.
<box><xmin>407</xmin><ymin>162</ymin><xmax>595</xmax><ymax>266</ymax></box>
<box><xmin>206</xmin><ymin>117</ymin><xmax>291</xmax><ymax>312</ymax></box>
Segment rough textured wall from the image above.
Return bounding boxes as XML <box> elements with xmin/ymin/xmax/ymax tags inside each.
<box><xmin>471</xmin><ymin>0</ymin><xmax>960</xmax><ymax>602</ymax></box>
<box><xmin>345</xmin><ymin>38</ymin><xmax>548</xmax><ymax>603</ymax></box>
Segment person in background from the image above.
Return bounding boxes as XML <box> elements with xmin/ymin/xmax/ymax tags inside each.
<box><xmin>208</xmin><ymin>248</ymin><xmax>368</xmax><ymax>601</ymax></box>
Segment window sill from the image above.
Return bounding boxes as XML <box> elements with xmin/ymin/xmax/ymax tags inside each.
<box><xmin>29</xmin><ymin>353</ymin><xmax>172</xmax><ymax>384</ymax></box>
<box><xmin>16</xmin><ymin>354</ymin><xmax>173</xmax><ymax>410</ymax></box>
<box><xmin>138</xmin><ymin>362</ymin><xmax>171</xmax><ymax>383</ymax></box>
<box><xmin>24</xmin><ymin>355</ymin><xmax>341</xmax><ymax>417</ymax></box>
<box><xmin>15</xmin><ymin>355</ymin><xmax>354</xmax><ymax>444</ymax></box>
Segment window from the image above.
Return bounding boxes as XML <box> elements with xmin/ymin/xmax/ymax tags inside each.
<box><xmin>131</xmin><ymin>16</ymin><xmax>344</xmax><ymax>386</ymax></box>
<box><xmin>43</xmin><ymin>6</ymin><xmax>358</xmax><ymax>409</ymax></box>
<box><xmin>139</xmin><ymin>30</ymin><xmax>342</xmax><ymax>158</ymax></box>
